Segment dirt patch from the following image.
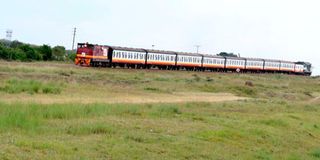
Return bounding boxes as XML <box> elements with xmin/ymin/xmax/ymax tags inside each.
<box><xmin>0</xmin><ymin>92</ymin><xmax>247</xmax><ymax>104</ymax></box>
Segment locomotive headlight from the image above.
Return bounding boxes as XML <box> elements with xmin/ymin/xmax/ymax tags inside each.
<box><xmin>81</xmin><ymin>52</ymin><xmax>86</xmax><ymax>56</ymax></box>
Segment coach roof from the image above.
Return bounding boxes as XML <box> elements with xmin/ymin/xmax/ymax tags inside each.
<box><xmin>146</xmin><ymin>49</ymin><xmax>176</xmax><ymax>55</ymax></box>
<box><xmin>109</xmin><ymin>46</ymin><xmax>146</xmax><ymax>52</ymax></box>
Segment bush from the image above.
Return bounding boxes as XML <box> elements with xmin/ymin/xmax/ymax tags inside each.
<box><xmin>0</xmin><ymin>44</ymin><xmax>9</xmax><ymax>59</ymax></box>
<box><xmin>19</xmin><ymin>44</ymin><xmax>41</xmax><ymax>60</ymax></box>
<box><xmin>38</xmin><ymin>45</ymin><xmax>52</xmax><ymax>61</ymax></box>
<box><xmin>52</xmin><ymin>46</ymin><xmax>66</xmax><ymax>61</ymax></box>
<box><xmin>11</xmin><ymin>48</ymin><xmax>27</xmax><ymax>61</ymax></box>
<box><xmin>68</xmin><ymin>52</ymin><xmax>76</xmax><ymax>61</ymax></box>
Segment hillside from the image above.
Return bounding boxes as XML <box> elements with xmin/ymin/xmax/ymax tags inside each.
<box><xmin>0</xmin><ymin>61</ymin><xmax>320</xmax><ymax>159</ymax></box>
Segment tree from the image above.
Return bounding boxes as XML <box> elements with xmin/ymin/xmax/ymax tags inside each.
<box><xmin>0</xmin><ymin>44</ymin><xmax>9</xmax><ymax>59</ymax></box>
<box><xmin>52</xmin><ymin>46</ymin><xmax>66</xmax><ymax>61</ymax></box>
<box><xmin>19</xmin><ymin>44</ymin><xmax>41</xmax><ymax>60</ymax></box>
<box><xmin>217</xmin><ymin>52</ymin><xmax>238</xmax><ymax>57</ymax></box>
<box><xmin>38</xmin><ymin>45</ymin><xmax>52</xmax><ymax>61</ymax></box>
<box><xmin>11</xmin><ymin>48</ymin><xmax>27</xmax><ymax>61</ymax></box>
<box><xmin>10</xmin><ymin>40</ymin><xmax>24</xmax><ymax>48</ymax></box>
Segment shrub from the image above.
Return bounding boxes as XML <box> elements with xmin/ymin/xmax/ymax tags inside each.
<box><xmin>68</xmin><ymin>52</ymin><xmax>76</xmax><ymax>61</ymax></box>
<box><xmin>19</xmin><ymin>44</ymin><xmax>41</xmax><ymax>60</ymax></box>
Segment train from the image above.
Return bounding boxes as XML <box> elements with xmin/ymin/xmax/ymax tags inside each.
<box><xmin>75</xmin><ymin>43</ymin><xmax>312</xmax><ymax>76</ymax></box>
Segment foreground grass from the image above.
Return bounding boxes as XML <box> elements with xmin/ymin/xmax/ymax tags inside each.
<box><xmin>0</xmin><ymin>101</ymin><xmax>320</xmax><ymax>159</ymax></box>
<box><xmin>0</xmin><ymin>61</ymin><xmax>319</xmax><ymax>159</ymax></box>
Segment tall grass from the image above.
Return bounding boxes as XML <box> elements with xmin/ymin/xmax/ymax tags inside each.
<box><xmin>0</xmin><ymin>79</ymin><xmax>62</xmax><ymax>94</ymax></box>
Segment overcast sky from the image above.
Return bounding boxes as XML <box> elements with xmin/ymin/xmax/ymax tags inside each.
<box><xmin>1</xmin><ymin>0</ymin><xmax>319</xmax><ymax>75</ymax></box>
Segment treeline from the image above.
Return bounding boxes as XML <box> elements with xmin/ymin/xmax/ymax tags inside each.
<box><xmin>0</xmin><ymin>39</ymin><xmax>76</xmax><ymax>61</ymax></box>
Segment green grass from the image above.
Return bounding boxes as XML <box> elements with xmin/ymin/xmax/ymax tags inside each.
<box><xmin>0</xmin><ymin>78</ymin><xmax>62</xmax><ymax>94</ymax></box>
<box><xmin>311</xmin><ymin>148</ymin><xmax>320</xmax><ymax>158</ymax></box>
<box><xmin>0</xmin><ymin>61</ymin><xmax>319</xmax><ymax>159</ymax></box>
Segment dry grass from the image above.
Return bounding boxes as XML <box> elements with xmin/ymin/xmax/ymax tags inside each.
<box><xmin>0</xmin><ymin>61</ymin><xmax>319</xmax><ymax>159</ymax></box>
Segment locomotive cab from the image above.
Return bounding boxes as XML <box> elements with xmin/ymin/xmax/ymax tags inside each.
<box><xmin>75</xmin><ymin>43</ymin><xmax>111</xmax><ymax>67</ymax></box>
<box><xmin>75</xmin><ymin>43</ymin><xmax>94</xmax><ymax>66</ymax></box>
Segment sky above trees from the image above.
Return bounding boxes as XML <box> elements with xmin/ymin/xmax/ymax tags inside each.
<box><xmin>1</xmin><ymin>0</ymin><xmax>319</xmax><ymax>75</ymax></box>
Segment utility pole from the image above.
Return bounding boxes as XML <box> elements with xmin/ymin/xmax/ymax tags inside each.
<box><xmin>195</xmin><ymin>45</ymin><xmax>200</xmax><ymax>54</ymax></box>
<box><xmin>72</xmin><ymin>27</ymin><xmax>76</xmax><ymax>51</ymax></box>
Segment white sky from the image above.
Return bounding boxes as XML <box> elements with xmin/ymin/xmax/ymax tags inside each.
<box><xmin>1</xmin><ymin>0</ymin><xmax>319</xmax><ymax>75</ymax></box>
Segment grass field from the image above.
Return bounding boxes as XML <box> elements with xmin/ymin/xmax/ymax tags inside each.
<box><xmin>0</xmin><ymin>61</ymin><xmax>319</xmax><ymax>159</ymax></box>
